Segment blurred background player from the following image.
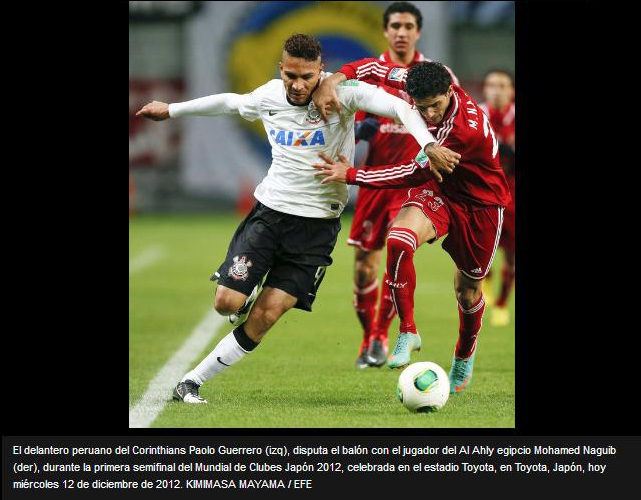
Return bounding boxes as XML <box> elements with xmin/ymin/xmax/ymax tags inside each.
<box><xmin>478</xmin><ymin>69</ymin><xmax>515</xmax><ymax>326</ymax></box>
<box><xmin>350</xmin><ymin>2</ymin><xmax>460</xmax><ymax>369</ymax></box>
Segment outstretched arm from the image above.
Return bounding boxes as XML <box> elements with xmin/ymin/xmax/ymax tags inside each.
<box><xmin>348</xmin><ymin>83</ymin><xmax>460</xmax><ymax>179</ymax></box>
<box><xmin>136</xmin><ymin>101</ymin><xmax>170</xmax><ymax>121</ymax></box>
<box><xmin>313</xmin><ymin>152</ymin><xmax>433</xmax><ymax>188</ymax></box>
<box><xmin>312</xmin><ymin>61</ymin><xmax>403</xmax><ymax>122</ymax></box>
<box><xmin>136</xmin><ymin>93</ymin><xmax>260</xmax><ymax>121</ymax></box>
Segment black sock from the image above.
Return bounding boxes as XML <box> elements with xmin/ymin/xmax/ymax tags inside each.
<box><xmin>233</xmin><ymin>324</ymin><xmax>259</xmax><ymax>352</ymax></box>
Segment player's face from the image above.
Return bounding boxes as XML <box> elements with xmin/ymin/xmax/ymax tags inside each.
<box><xmin>279</xmin><ymin>54</ymin><xmax>323</xmax><ymax>106</ymax></box>
<box><xmin>384</xmin><ymin>12</ymin><xmax>421</xmax><ymax>56</ymax></box>
<box><xmin>483</xmin><ymin>72</ymin><xmax>514</xmax><ymax>109</ymax></box>
<box><xmin>413</xmin><ymin>87</ymin><xmax>453</xmax><ymax>125</ymax></box>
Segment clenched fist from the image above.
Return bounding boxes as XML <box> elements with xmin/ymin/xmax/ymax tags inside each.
<box><xmin>135</xmin><ymin>101</ymin><xmax>170</xmax><ymax>121</ymax></box>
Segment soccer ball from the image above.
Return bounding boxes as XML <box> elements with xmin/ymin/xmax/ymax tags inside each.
<box><xmin>397</xmin><ymin>362</ymin><xmax>450</xmax><ymax>412</ymax></box>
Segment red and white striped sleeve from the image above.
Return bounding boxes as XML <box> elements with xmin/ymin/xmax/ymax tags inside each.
<box><xmin>345</xmin><ymin>154</ymin><xmax>434</xmax><ymax>189</ymax></box>
<box><xmin>338</xmin><ymin>59</ymin><xmax>407</xmax><ymax>91</ymax></box>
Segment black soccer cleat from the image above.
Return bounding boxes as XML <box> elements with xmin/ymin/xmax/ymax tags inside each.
<box><xmin>172</xmin><ymin>380</ymin><xmax>207</xmax><ymax>404</ymax></box>
<box><xmin>355</xmin><ymin>350</ymin><xmax>370</xmax><ymax>369</ymax></box>
<box><xmin>367</xmin><ymin>339</ymin><xmax>388</xmax><ymax>367</ymax></box>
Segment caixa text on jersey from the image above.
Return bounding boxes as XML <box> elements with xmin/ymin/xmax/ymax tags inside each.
<box><xmin>269</xmin><ymin>129</ymin><xmax>325</xmax><ymax>146</ymax></box>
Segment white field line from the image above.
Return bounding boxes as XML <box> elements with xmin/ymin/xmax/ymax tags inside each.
<box><xmin>129</xmin><ymin>245</ymin><xmax>164</xmax><ymax>275</ymax></box>
<box><xmin>129</xmin><ymin>309</ymin><xmax>228</xmax><ymax>428</ymax></box>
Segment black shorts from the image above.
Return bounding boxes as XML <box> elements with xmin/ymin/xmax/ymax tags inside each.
<box><xmin>212</xmin><ymin>202</ymin><xmax>341</xmax><ymax>311</ymax></box>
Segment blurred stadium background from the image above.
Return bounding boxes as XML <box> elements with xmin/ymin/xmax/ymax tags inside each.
<box><xmin>129</xmin><ymin>0</ymin><xmax>514</xmax><ymax>213</ymax></box>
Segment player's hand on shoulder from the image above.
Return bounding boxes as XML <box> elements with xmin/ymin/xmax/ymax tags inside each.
<box><xmin>312</xmin><ymin>153</ymin><xmax>351</xmax><ymax>184</ymax></box>
<box><xmin>313</xmin><ymin>73</ymin><xmax>346</xmax><ymax>122</ymax></box>
<box><xmin>135</xmin><ymin>101</ymin><xmax>170</xmax><ymax>121</ymax></box>
<box><xmin>424</xmin><ymin>143</ymin><xmax>461</xmax><ymax>183</ymax></box>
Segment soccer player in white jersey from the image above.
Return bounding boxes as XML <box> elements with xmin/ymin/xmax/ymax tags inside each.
<box><xmin>136</xmin><ymin>34</ymin><xmax>459</xmax><ymax>404</ymax></box>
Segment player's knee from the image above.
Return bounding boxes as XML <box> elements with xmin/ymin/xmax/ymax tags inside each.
<box><xmin>213</xmin><ymin>297</ymin><xmax>234</xmax><ymax>316</ymax></box>
<box><xmin>455</xmin><ymin>284</ymin><xmax>481</xmax><ymax>309</ymax></box>
<box><xmin>354</xmin><ymin>249</ymin><xmax>379</xmax><ymax>285</ymax></box>
<box><xmin>213</xmin><ymin>289</ymin><xmax>244</xmax><ymax>316</ymax></box>
<box><xmin>354</xmin><ymin>260</ymin><xmax>377</xmax><ymax>286</ymax></box>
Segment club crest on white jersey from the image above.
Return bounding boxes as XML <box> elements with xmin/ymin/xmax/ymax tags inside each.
<box><xmin>306</xmin><ymin>102</ymin><xmax>322</xmax><ymax>124</ymax></box>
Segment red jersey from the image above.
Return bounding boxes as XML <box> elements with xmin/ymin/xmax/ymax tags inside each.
<box><xmin>480</xmin><ymin>100</ymin><xmax>515</xmax><ymax>180</ymax></box>
<box><xmin>358</xmin><ymin>51</ymin><xmax>459</xmax><ymax>168</ymax></box>
<box><xmin>379</xmin><ymin>50</ymin><xmax>459</xmax><ymax>85</ymax></box>
<box><xmin>340</xmin><ymin>58</ymin><xmax>511</xmax><ymax>208</ymax></box>
<box><xmin>479</xmin><ymin>101</ymin><xmax>515</xmax><ymax>149</ymax></box>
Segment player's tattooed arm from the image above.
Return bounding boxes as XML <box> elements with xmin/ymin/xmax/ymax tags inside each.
<box><xmin>136</xmin><ymin>101</ymin><xmax>170</xmax><ymax>121</ymax></box>
<box><xmin>313</xmin><ymin>73</ymin><xmax>347</xmax><ymax>122</ymax></box>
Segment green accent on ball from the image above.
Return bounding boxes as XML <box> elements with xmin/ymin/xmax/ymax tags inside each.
<box><xmin>396</xmin><ymin>384</ymin><xmax>403</xmax><ymax>403</ymax></box>
<box><xmin>340</xmin><ymin>79</ymin><xmax>360</xmax><ymax>87</ymax></box>
<box><xmin>417</xmin><ymin>406</ymin><xmax>438</xmax><ymax>413</ymax></box>
<box><xmin>414</xmin><ymin>369</ymin><xmax>438</xmax><ymax>392</ymax></box>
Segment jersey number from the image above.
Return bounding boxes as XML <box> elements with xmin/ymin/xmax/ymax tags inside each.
<box><xmin>482</xmin><ymin>112</ymin><xmax>499</xmax><ymax>159</ymax></box>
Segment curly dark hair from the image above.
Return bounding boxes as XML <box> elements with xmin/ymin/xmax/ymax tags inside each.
<box><xmin>283</xmin><ymin>34</ymin><xmax>322</xmax><ymax>61</ymax></box>
<box><xmin>384</xmin><ymin>2</ymin><xmax>423</xmax><ymax>30</ymax></box>
<box><xmin>406</xmin><ymin>62</ymin><xmax>452</xmax><ymax>100</ymax></box>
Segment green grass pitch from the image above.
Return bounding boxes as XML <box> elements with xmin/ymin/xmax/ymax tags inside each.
<box><xmin>129</xmin><ymin>213</ymin><xmax>515</xmax><ymax>428</ymax></box>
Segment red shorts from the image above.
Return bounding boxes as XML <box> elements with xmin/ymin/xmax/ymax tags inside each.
<box><xmin>348</xmin><ymin>186</ymin><xmax>408</xmax><ymax>251</ymax></box>
<box><xmin>402</xmin><ymin>180</ymin><xmax>504</xmax><ymax>280</ymax></box>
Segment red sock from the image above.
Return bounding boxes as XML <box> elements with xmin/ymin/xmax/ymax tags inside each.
<box><xmin>456</xmin><ymin>294</ymin><xmax>485</xmax><ymax>359</ymax></box>
<box><xmin>495</xmin><ymin>266</ymin><xmax>515</xmax><ymax>307</ymax></box>
<box><xmin>354</xmin><ymin>279</ymin><xmax>378</xmax><ymax>350</ymax></box>
<box><xmin>386</xmin><ymin>228</ymin><xmax>418</xmax><ymax>334</ymax></box>
<box><xmin>372</xmin><ymin>272</ymin><xmax>396</xmax><ymax>341</ymax></box>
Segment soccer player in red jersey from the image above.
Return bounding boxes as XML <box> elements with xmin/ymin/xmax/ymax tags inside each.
<box><xmin>479</xmin><ymin>69</ymin><xmax>515</xmax><ymax>327</ymax></box>
<box><xmin>313</xmin><ymin>59</ymin><xmax>510</xmax><ymax>394</ymax></box>
<box><xmin>350</xmin><ymin>2</ymin><xmax>460</xmax><ymax>369</ymax></box>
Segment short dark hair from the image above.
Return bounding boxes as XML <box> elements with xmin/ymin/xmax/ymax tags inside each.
<box><xmin>483</xmin><ymin>68</ymin><xmax>515</xmax><ymax>89</ymax></box>
<box><xmin>384</xmin><ymin>2</ymin><xmax>423</xmax><ymax>31</ymax></box>
<box><xmin>283</xmin><ymin>34</ymin><xmax>322</xmax><ymax>61</ymax></box>
<box><xmin>406</xmin><ymin>61</ymin><xmax>452</xmax><ymax>100</ymax></box>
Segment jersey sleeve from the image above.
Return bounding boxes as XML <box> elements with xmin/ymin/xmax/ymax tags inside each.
<box><xmin>168</xmin><ymin>88</ymin><xmax>262</xmax><ymax>122</ymax></box>
<box><xmin>339</xmin><ymin>81</ymin><xmax>435</xmax><ymax>149</ymax></box>
<box><xmin>344</xmin><ymin>149</ymin><xmax>435</xmax><ymax>189</ymax></box>
<box><xmin>338</xmin><ymin>58</ymin><xmax>407</xmax><ymax>90</ymax></box>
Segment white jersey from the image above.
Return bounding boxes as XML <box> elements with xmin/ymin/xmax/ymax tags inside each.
<box><xmin>169</xmin><ymin>73</ymin><xmax>434</xmax><ymax>218</ymax></box>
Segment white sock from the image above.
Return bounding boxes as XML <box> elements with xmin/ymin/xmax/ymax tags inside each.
<box><xmin>182</xmin><ymin>331</ymin><xmax>250</xmax><ymax>385</ymax></box>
